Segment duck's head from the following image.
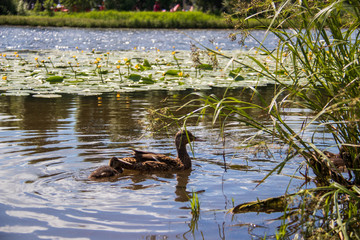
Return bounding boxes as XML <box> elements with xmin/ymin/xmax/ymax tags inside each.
<box><xmin>175</xmin><ymin>130</ymin><xmax>199</xmax><ymax>147</ymax></box>
<box><xmin>108</xmin><ymin>157</ymin><xmax>123</xmax><ymax>172</ymax></box>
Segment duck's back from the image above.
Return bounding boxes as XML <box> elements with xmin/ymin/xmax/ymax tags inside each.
<box><xmin>119</xmin><ymin>156</ymin><xmax>185</xmax><ymax>171</ymax></box>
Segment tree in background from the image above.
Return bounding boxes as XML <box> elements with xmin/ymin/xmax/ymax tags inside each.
<box><xmin>0</xmin><ymin>0</ymin><xmax>17</xmax><ymax>15</ymax></box>
<box><xmin>191</xmin><ymin>0</ymin><xmax>223</xmax><ymax>14</ymax></box>
<box><xmin>61</xmin><ymin>0</ymin><xmax>101</xmax><ymax>12</ymax></box>
<box><xmin>105</xmin><ymin>0</ymin><xmax>179</xmax><ymax>12</ymax></box>
<box><xmin>17</xmin><ymin>0</ymin><xmax>29</xmax><ymax>15</ymax></box>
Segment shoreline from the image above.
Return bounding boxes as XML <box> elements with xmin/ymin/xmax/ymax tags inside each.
<box><xmin>0</xmin><ymin>11</ymin><xmax>271</xmax><ymax>29</ymax></box>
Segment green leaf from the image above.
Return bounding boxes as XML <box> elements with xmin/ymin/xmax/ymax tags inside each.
<box><xmin>143</xmin><ymin>59</ymin><xmax>151</xmax><ymax>68</ymax></box>
<box><xmin>165</xmin><ymin>69</ymin><xmax>180</xmax><ymax>76</ymax></box>
<box><xmin>128</xmin><ymin>74</ymin><xmax>141</xmax><ymax>82</ymax></box>
<box><xmin>46</xmin><ymin>76</ymin><xmax>64</xmax><ymax>83</ymax></box>
<box><xmin>229</xmin><ymin>67</ymin><xmax>245</xmax><ymax>81</ymax></box>
<box><xmin>196</xmin><ymin>64</ymin><xmax>213</xmax><ymax>70</ymax></box>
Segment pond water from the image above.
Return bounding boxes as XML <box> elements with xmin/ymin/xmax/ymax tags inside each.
<box><xmin>0</xmin><ymin>27</ymin><xmax>334</xmax><ymax>239</ymax></box>
<box><xmin>0</xmin><ymin>26</ymin><xmax>278</xmax><ymax>51</ymax></box>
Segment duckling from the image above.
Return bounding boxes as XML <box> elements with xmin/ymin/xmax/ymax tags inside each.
<box><xmin>88</xmin><ymin>157</ymin><xmax>123</xmax><ymax>179</ymax></box>
<box><xmin>114</xmin><ymin>130</ymin><xmax>200</xmax><ymax>171</ymax></box>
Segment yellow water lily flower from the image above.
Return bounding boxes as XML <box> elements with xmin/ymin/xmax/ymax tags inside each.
<box><xmin>2</xmin><ymin>76</ymin><xmax>7</xmax><ymax>81</ymax></box>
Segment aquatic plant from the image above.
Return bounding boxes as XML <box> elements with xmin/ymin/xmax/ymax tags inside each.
<box><xmin>189</xmin><ymin>190</ymin><xmax>200</xmax><ymax>219</ymax></box>
<box><xmin>180</xmin><ymin>0</ymin><xmax>360</xmax><ymax>239</ymax></box>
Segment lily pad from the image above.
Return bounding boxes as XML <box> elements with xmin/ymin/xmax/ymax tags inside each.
<box><xmin>128</xmin><ymin>74</ymin><xmax>142</xmax><ymax>82</ymax></box>
<box><xmin>46</xmin><ymin>76</ymin><xmax>64</xmax><ymax>83</ymax></box>
<box><xmin>196</xmin><ymin>64</ymin><xmax>213</xmax><ymax>70</ymax></box>
<box><xmin>165</xmin><ymin>69</ymin><xmax>180</xmax><ymax>76</ymax></box>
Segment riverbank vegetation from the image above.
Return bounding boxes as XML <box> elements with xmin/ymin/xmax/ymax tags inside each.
<box><xmin>178</xmin><ymin>0</ymin><xmax>360</xmax><ymax>238</ymax></box>
<box><xmin>0</xmin><ymin>11</ymin><xmax>235</xmax><ymax>28</ymax></box>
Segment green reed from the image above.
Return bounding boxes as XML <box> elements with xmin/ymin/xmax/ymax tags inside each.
<box><xmin>182</xmin><ymin>0</ymin><xmax>360</xmax><ymax>238</ymax></box>
<box><xmin>189</xmin><ymin>190</ymin><xmax>200</xmax><ymax>219</ymax></box>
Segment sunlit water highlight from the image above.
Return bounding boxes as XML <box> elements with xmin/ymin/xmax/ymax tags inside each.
<box><xmin>0</xmin><ymin>26</ymin><xmax>277</xmax><ymax>51</ymax></box>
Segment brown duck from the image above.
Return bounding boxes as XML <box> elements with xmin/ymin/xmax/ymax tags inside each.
<box><xmin>114</xmin><ymin>130</ymin><xmax>200</xmax><ymax>171</ymax></box>
<box><xmin>88</xmin><ymin>157</ymin><xmax>123</xmax><ymax>179</ymax></box>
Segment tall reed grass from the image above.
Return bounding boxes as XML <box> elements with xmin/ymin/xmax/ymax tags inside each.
<box><xmin>185</xmin><ymin>0</ymin><xmax>360</xmax><ymax>238</ymax></box>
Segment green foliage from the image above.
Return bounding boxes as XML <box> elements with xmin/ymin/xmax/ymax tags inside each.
<box><xmin>0</xmin><ymin>11</ymin><xmax>232</xmax><ymax>28</ymax></box>
<box><xmin>33</xmin><ymin>0</ymin><xmax>42</xmax><ymax>12</ymax></box>
<box><xmin>44</xmin><ymin>0</ymin><xmax>54</xmax><ymax>16</ymax></box>
<box><xmin>61</xmin><ymin>0</ymin><xmax>100</xmax><ymax>12</ymax></box>
<box><xmin>0</xmin><ymin>0</ymin><xmax>17</xmax><ymax>15</ymax></box>
<box><xmin>191</xmin><ymin>0</ymin><xmax>223</xmax><ymax>14</ymax></box>
<box><xmin>189</xmin><ymin>190</ymin><xmax>200</xmax><ymax>218</ymax></box>
<box><xmin>17</xmin><ymin>0</ymin><xmax>28</xmax><ymax>15</ymax></box>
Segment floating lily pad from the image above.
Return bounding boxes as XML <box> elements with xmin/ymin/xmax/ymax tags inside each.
<box><xmin>128</xmin><ymin>74</ymin><xmax>142</xmax><ymax>82</ymax></box>
<box><xmin>196</xmin><ymin>64</ymin><xmax>213</xmax><ymax>70</ymax></box>
<box><xmin>46</xmin><ymin>76</ymin><xmax>64</xmax><ymax>83</ymax></box>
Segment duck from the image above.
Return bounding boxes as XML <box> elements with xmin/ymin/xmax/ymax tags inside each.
<box><xmin>88</xmin><ymin>157</ymin><xmax>123</xmax><ymax>179</ymax></box>
<box><xmin>113</xmin><ymin>130</ymin><xmax>200</xmax><ymax>172</ymax></box>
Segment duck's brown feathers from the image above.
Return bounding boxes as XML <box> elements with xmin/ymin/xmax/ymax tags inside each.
<box><xmin>116</xmin><ymin>130</ymin><xmax>198</xmax><ymax>172</ymax></box>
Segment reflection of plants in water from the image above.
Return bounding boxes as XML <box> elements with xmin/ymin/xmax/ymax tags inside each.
<box><xmin>180</xmin><ymin>1</ymin><xmax>360</xmax><ymax>239</ymax></box>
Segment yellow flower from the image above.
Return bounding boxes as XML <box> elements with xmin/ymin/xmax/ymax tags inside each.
<box><xmin>94</xmin><ymin>60</ymin><xmax>98</xmax><ymax>64</ymax></box>
<box><xmin>35</xmin><ymin>57</ymin><xmax>38</xmax><ymax>61</ymax></box>
<box><xmin>134</xmin><ymin>47</ymin><xmax>137</xmax><ymax>50</ymax></box>
<box><xmin>14</xmin><ymin>52</ymin><xmax>18</xmax><ymax>55</ymax></box>
<box><xmin>98</xmin><ymin>65</ymin><xmax>102</xmax><ymax>68</ymax></box>
<box><xmin>117</xmin><ymin>60</ymin><xmax>121</xmax><ymax>63</ymax></box>
<box><xmin>73</xmin><ymin>55</ymin><xmax>77</xmax><ymax>59</ymax></box>
<box><xmin>126</xmin><ymin>62</ymin><xmax>130</xmax><ymax>66</ymax></box>
<box><xmin>135</xmin><ymin>64</ymin><xmax>140</xmax><ymax>69</ymax></box>
<box><xmin>68</xmin><ymin>61</ymin><xmax>71</xmax><ymax>64</ymax></box>
<box><xmin>76</xmin><ymin>47</ymin><xmax>78</xmax><ymax>49</ymax></box>
<box><xmin>41</xmin><ymin>60</ymin><xmax>45</xmax><ymax>63</ymax></box>
<box><xmin>178</xmin><ymin>71</ymin><xmax>183</xmax><ymax>77</ymax></box>
<box><xmin>48</xmin><ymin>57</ymin><xmax>51</xmax><ymax>59</ymax></box>
<box><xmin>157</xmin><ymin>49</ymin><xmax>160</xmax><ymax>52</ymax></box>
<box><xmin>116</xmin><ymin>65</ymin><xmax>120</xmax><ymax>69</ymax></box>
<box><xmin>3</xmin><ymin>54</ymin><xmax>6</xmax><ymax>57</ymax></box>
<box><xmin>171</xmin><ymin>51</ymin><xmax>176</xmax><ymax>55</ymax></box>
<box><xmin>124</xmin><ymin>58</ymin><xmax>128</xmax><ymax>62</ymax></box>
<box><xmin>16</xmin><ymin>54</ymin><xmax>19</xmax><ymax>58</ymax></box>
<box><xmin>2</xmin><ymin>76</ymin><xmax>7</xmax><ymax>81</ymax></box>
<box><xmin>172</xmin><ymin>46</ymin><xmax>175</xmax><ymax>49</ymax></box>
